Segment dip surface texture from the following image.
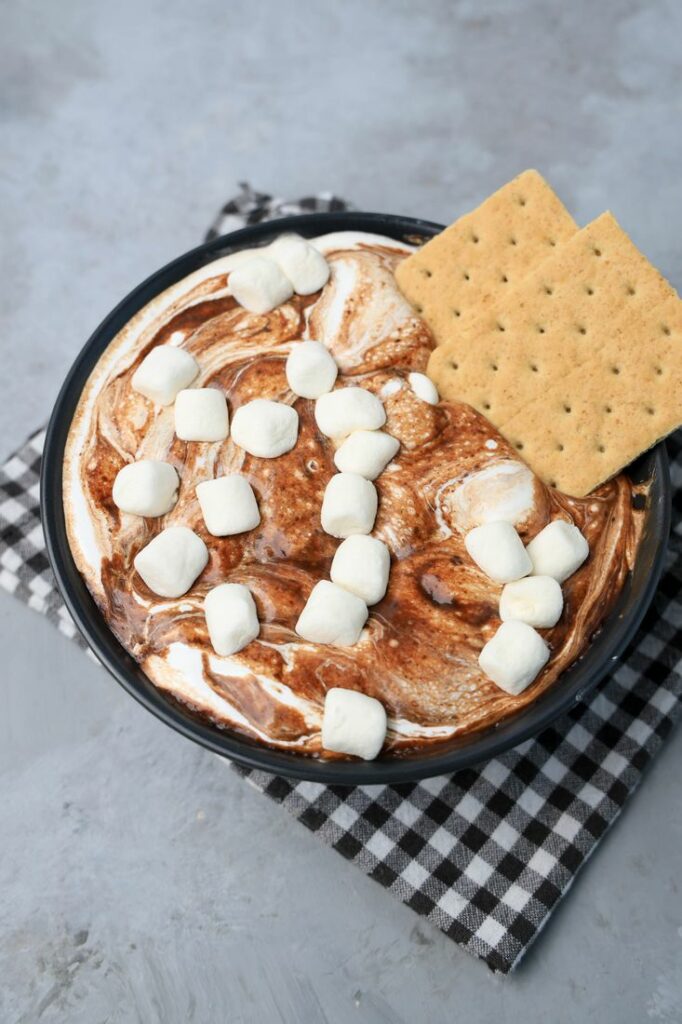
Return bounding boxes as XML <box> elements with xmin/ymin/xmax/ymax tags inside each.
<box><xmin>64</xmin><ymin>233</ymin><xmax>644</xmax><ymax>757</ymax></box>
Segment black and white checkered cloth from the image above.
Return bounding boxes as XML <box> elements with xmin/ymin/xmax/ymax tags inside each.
<box><xmin>2</xmin><ymin>190</ymin><xmax>681</xmax><ymax>973</ymax></box>
<box><xmin>205</xmin><ymin>182</ymin><xmax>354</xmax><ymax>241</ymax></box>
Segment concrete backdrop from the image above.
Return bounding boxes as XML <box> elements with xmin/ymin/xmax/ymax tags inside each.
<box><xmin>1</xmin><ymin>1</ymin><xmax>681</xmax><ymax>1021</ymax></box>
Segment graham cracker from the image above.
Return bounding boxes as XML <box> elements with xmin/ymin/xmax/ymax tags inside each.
<box><xmin>428</xmin><ymin>211</ymin><xmax>682</xmax><ymax>495</ymax></box>
<box><xmin>395</xmin><ymin>169</ymin><xmax>578</xmax><ymax>341</ymax></box>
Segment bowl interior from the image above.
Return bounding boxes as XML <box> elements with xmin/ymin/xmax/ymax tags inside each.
<box><xmin>41</xmin><ymin>212</ymin><xmax>672</xmax><ymax>784</ymax></box>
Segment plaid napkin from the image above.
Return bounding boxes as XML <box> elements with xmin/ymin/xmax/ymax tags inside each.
<box><xmin>2</xmin><ymin>188</ymin><xmax>681</xmax><ymax>974</ymax></box>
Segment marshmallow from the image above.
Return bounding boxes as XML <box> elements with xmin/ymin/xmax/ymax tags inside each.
<box><xmin>314</xmin><ymin>387</ymin><xmax>386</xmax><ymax>439</ymax></box>
<box><xmin>229</xmin><ymin>257</ymin><xmax>294</xmax><ymax>314</ymax></box>
<box><xmin>527</xmin><ymin>520</ymin><xmax>590</xmax><ymax>583</ymax></box>
<box><xmin>479</xmin><ymin>620</ymin><xmax>550</xmax><ymax>695</ymax></box>
<box><xmin>112</xmin><ymin>460</ymin><xmax>179</xmax><ymax>518</ymax></box>
<box><xmin>499</xmin><ymin>576</ymin><xmax>563</xmax><ymax>628</ymax></box>
<box><xmin>286</xmin><ymin>340</ymin><xmax>338</xmax><ymax>399</ymax></box>
<box><xmin>270</xmin><ymin>234</ymin><xmax>330</xmax><ymax>295</ymax></box>
<box><xmin>447</xmin><ymin>461</ymin><xmax>535</xmax><ymax>532</ymax></box>
<box><xmin>333</xmin><ymin>430</ymin><xmax>400</xmax><ymax>480</ymax></box>
<box><xmin>174</xmin><ymin>388</ymin><xmax>229</xmax><ymax>442</ymax></box>
<box><xmin>331</xmin><ymin>535</ymin><xmax>391</xmax><ymax>605</ymax></box>
<box><xmin>131</xmin><ymin>346</ymin><xmax>198</xmax><ymax>406</ymax></box>
<box><xmin>408</xmin><ymin>371</ymin><xmax>439</xmax><ymax>405</ymax></box>
<box><xmin>464</xmin><ymin>521</ymin><xmax>532</xmax><ymax>583</ymax></box>
<box><xmin>134</xmin><ymin>526</ymin><xmax>208</xmax><ymax>598</ymax></box>
<box><xmin>295</xmin><ymin>580</ymin><xmax>369</xmax><ymax>646</ymax></box>
<box><xmin>231</xmin><ymin>399</ymin><xmax>299</xmax><ymax>458</ymax></box>
<box><xmin>380</xmin><ymin>378</ymin><xmax>404</xmax><ymax>399</ymax></box>
<box><xmin>204</xmin><ymin>583</ymin><xmax>260</xmax><ymax>656</ymax></box>
<box><xmin>196</xmin><ymin>474</ymin><xmax>260</xmax><ymax>536</ymax></box>
<box><xmin>321</xmin><ymin>687</ymin><xmax>387</xmax><ymax>760</ymax></box>
<box><xmin>321</xmin><ymin>472</ymin><xmax>378</xmax><ymax>538</ymax></box>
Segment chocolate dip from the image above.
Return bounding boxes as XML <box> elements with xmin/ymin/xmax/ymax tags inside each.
<box><xmin>63</xmin><ymin>232</ymin><xmax>645</xmax><ymax>757</ymax></box>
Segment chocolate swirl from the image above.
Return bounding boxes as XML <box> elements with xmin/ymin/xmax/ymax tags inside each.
<box><xmin>64</xmin><ymin>233</ymin><xmax>645</xmax><ymax>757</ymax></box>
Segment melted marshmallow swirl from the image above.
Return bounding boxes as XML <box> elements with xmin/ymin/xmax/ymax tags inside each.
<box><xmin>63</xmin><ymin>233</ymin><xmax>645</xmax><ymax>757</ymax></box>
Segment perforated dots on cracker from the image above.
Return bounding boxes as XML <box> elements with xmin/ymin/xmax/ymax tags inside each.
<box><xmin>428</xmin><ymin>211</ymin><xmax>682</xmax><ymax>495</ymax></box>
<box><xmin>395</xmin><ymin>170</ymin><xmax>578</xmax><ymax>342</ymax></box>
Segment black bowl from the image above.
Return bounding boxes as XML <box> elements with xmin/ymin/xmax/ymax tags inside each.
<box><xmin>41</xmin><ymin>212</ymin><xmax>672</xmax><ymax>784</ymax></box>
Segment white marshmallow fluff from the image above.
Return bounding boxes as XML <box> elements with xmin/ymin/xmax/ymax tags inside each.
<box><xmin>174</xmin><ymin>388</ymin><xmax>229</xmax><ymax>442</ymax></box>
<box><xmin>321</xmin><ymin>473</ymin><xmax>378</xmax><ymax>538</ymax></box>
<box><xmin>499</xmin><ymin>576</ymin><xmax>563</xmax><ymax>629</ymax></box>
<box><xmin>132</xmin><ymin>346</ymin><xmax>199</xmax><ymax>406</ymax></box>
<box><xmin>527</xmin><ymin>520</ymin><xmax>589</xmax><ymax>582</ymax></box>
<box><xmin>464</xmin><ymin>521</ymin><xmax>532</xmax><ymax>584</ymax></box>
<box><xmin>333</xmin><ymin>430</ymin><xmax>400</xmax><ymax>480</ymax></box>
<box><xmin>196</xmin><ymin>475</ymin><xmax>260</xmax><ymax>537</ymax></box>
<box><xmin>314</xmin><ymin>387</ymin><xmax>386</xmax><ymax>439</ymax></box>
<box><xmin>330</xmin><ymin>535</ymin><xmax>391</xmax><ymax>606</ymax></box>
<box><xmin>286</xmin><ymin>340</ymin><xmax>338</xmax><ymax>399</ymax></box>
<box><xmin>446</xmin><ymin>461</ymin><xmax>535</xmax><ymax>533</ymax></box>
<box><xmin>479</xmin><ymin>620</ymin><xmax>550</xmax><ymax>695</ymax></box>
<box><xmin>133</xmin><ymin>526</ymin><xmax>208</xmax><ymax>599</ymax></box>
<box><xmin>229</xmin><ymin>257</ymin><xmax>294</xmax><ymax>314</ymax></box>
<box><xmin>295</xmin><ymin>580</ymin><xmax>369</xmax><ymax>647</ymax></box>
<box><xmin>321</xmin><ymin>687</ymin><xmax>387</xmax><ymax>760</ymax></box>
<box><xmin>408</xmin><ymin>371</ymin><xmax>439</xmax><ymax>405</ymax></box>
<box><xmin>230</xmin><ymin>399</ymin><xmax>299</xmax><ymax>458</ymax></box>
<box><xmin>270</xmin><ymin>234</ymin><xmax>331</xmax><ymax>295</ymax></box>
<box><xmin>204</xmin><ymin>583</ymin><xmax>260</xmax><ymax>656</ymax></box>
<box><xmin>112</xmin><ymin>460</ymin><xmax>179</xmax><ymax>518</ymax></box>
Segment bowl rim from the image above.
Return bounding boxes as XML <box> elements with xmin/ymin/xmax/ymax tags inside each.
<box><xmin>41</xmin><ymin>210</ymin><xmax>672</xmax><ymax>784</ymax></box>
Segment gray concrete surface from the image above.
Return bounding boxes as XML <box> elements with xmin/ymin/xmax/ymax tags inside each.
<box><xmin>1</xmin><ymin>0</ymin><xmax>682</xmax><ymax>1020</ymax></box>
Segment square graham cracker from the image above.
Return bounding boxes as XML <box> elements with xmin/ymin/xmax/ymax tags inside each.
<box><xmin>428</xmin><ymin>211</ymin><xmax>682</xmax><ymax>496</ymax></box>
<box><xmin>395</xmin><ymin>169</ymin><xmax>578</xmax><ymax>342</ymax></box>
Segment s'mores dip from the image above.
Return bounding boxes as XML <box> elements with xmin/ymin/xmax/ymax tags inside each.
<box><xmin>64</xmin><ymin>202</ymin><xmax>659</xmax><ymax>762</ymax></box>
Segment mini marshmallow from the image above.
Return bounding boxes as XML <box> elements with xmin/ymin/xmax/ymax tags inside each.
<box><xmin>380</xmin><ymin>377</ymin><xmax>404</xmax><ymax>399</ymax></box>
<box><xmin>499</xmin><ymin>576</ymin><xmax>563</xmax><ymax>628</ymax></box>
<box><xmin>314</xmin><ymin>387</ymin><xmax>386</xmax><ymax>439</ymax></box>
<box><xmin>330</xmin><ymin>535</ymin><xmax>391</xmax><ymax>605</ymax></box>
<box><xmin>333</xmin><ymin>430</ymin><xmax>400</xmax><ymax>480</ymax></box>
<box><xmin>229</xmin><ymin>257</ymin><xmax>294</xmax><ymax>314</ymax></box>
<box><xmin>408</xmin><ymin>371</ymin><xmax>439</xmax><ymax>405</ymax></box>
<box><xmin>295</xmin><ymin>580</ymin><xmax>369</xmax><ymax>646</ymax></box>
<box><xmin>321</xmin><ymin>687</ymin><xmax>387</xmax><ymax>760</ymax></box>
<box><xmin>286</xmin><ymin>340</ymin><xmax>338</xmax><ymax>399</ymax></box>
<box><xmin>174</xmin><ymin>388</ymin><xmax>229</xmax><ymax>442</ymax></box>
<box><xmin>131</xmin><ymin>346</ymin><xmax>198</xmax><ymax>406</ymax></box>
<box><xmin>133</xmin><ymin>526</ymin><xmax>208</xmax><ymax>598</ymax></box>
<box><xmin>527</xmin><ymin>520</ymin><xmax>590</xmax><ymax>582</ymax></box>
<box><xmin>321</xmin><ymin>472</ymin><xmax>378</xmax><ymax>538</ymax></box>
<box><xmin>204</xmin><ymin>583</ymin><xmax>259</xmax><ymax>656</ymax></box>
<box><xmin>479</xmin><ymin>620</ymin><xmax>550</xmax><ymax>695</ymax></box>
<box><xmin>270</xmin><ymin>234</ymin><xmax>330</xmax><ymax>295</ymax></box>
<box><xmin>196</xmin><ymin>475</ymin><xmax>260</xmax><ymax>536</ymax></box>
<box><xmin>464</xmin><ymin>521</ymin><xmax>532</xmax><ymax>583</ymax></box>
<box><xmin>112</xmin><ymin>460</ymin><xmax>179</xmax><ymax>518</ymax></box>
<box><xmin>231</xmin><ymin>399</ymin><xmax>299</xmax><ymax>458</ymax></box>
